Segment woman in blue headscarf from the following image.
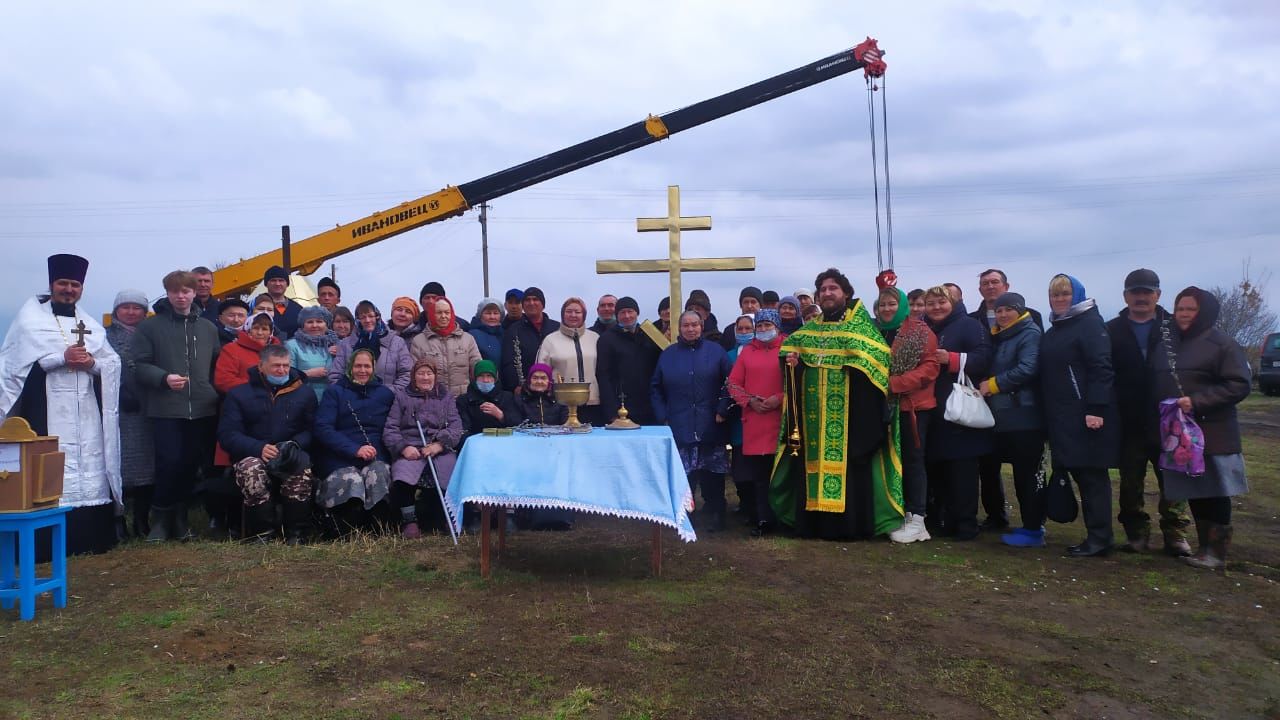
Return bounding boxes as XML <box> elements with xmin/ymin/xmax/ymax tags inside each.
<box><xmin>1039</xmin><ymin>274</ymin><xmax>1120</xmax><ymax>558</ymax></box>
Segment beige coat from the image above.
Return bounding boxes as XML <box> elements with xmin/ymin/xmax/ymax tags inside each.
<box><xmin>410</xmin><ymin>328</ymin><xmax>482</xmax><ymax>398</ymax></box>
<box><xmin>535</xmin><ymin>326</ymin><xmax>601</xmax><ymax>406</ymax></box>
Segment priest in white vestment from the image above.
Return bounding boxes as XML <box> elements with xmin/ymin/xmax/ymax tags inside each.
<box><xmin>0</xmin><ymin>253</ymin><xmax>122</xmax><ymax>556</ymax></box>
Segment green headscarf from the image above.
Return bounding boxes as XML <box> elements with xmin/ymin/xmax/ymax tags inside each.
<box><xmin>346</xmin><ymin>348</ymin><xmax>378</xmax><ymax>384</ymax></box>
<box><xmin>873</xmin><ymin>287</ymin><xmax>910</xmax><ymax>332</ymax></box>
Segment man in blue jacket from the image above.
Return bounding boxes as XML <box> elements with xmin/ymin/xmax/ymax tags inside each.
<box><xmin>219</xmin><ymin>345</ymin><xmax>318</xmax><ymax>544</ymax></box>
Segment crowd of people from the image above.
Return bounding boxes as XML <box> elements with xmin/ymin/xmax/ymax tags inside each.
<box><xmin>0</xmin><ymin>255</ymin><xmax>1253</xmax><ymax>572</ymax></box>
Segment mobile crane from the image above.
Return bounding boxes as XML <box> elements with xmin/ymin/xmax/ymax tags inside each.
<box><xmin>211</xmin><ymin>39</ymin><xmax>887</xmax><ymax>297</ymax></box>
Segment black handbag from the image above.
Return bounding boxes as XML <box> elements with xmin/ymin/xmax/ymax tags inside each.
<box><xmin>1045</xmin><ymin>460</ymin><xmax>1078</xmax><ymax>524</ymax></box>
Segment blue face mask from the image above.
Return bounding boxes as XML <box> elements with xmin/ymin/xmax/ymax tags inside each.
<box><xmin>735</xmin><ymin>332</ymin><xmax>754</xmax><ymax>346</ymax></box>
<box><xmin>477</xmin><ymin>380</ymin><xmax>496</xmax><ymax>394</ymax></box>
<box><xmin>755</xmin><ymin>328</ymin><xmax>778</xmax><ymax>343</ymax></box>
<box><xmin>265</xmin><ymin>372</ymin><xmax>290</xmax><ymax>387</ymax></box>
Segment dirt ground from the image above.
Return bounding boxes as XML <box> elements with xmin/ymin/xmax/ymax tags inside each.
<box><xmin>4</xmin><ymin>400</ymin><xmax>1280</xmax><ymax>719</ymax></box>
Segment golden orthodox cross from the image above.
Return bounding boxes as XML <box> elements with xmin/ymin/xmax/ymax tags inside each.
<box><xmin>596</xmin><ymin>185</ymin><xmax>755</xmax><ymax>341</ymax></box>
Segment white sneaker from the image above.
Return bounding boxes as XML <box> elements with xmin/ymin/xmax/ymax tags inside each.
<box><xmin>890</xmin><ymin>513</ymin><xmax>931</xmax><ymax>544</ymax></box>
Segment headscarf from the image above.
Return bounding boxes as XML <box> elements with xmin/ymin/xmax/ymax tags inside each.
<box><xmin>428</xmin><ymin>297</ymin><xmax>458</xmax><ymax>337</ymax></box>
<box><xmin>244</xmin><ymin>311</ymin><xmax>276</xmax><ymax>334</ymax></box>
<box><xmin>734</xmin><ymin>313</ymin><xmax>757</xmax><ymax>347</ymax></box>
<box><xmin>410</xmin><ymin>356</ymin><xmax>447</xmax><ymax>398</ymax></box>
<box><xmin>1049</xmin><ymin>274</ymin><xmax>1095</xmax><ymax>323</ymax></box>
<box><xmin>473</xmin><ymin>359</ymin><xmax>498</xmax><ymax>377</ymax></box>
<box><xmin>1175</xmin><ymin>286</ymin><xmax>1220</xmax><ymax>340</ymax></box>
<box><xmin>353</xmin><ymin>301</ymin><xmax>388</xmax><ymax>359</ymax></box>
<box><xmin>873</xmin><ymin>288</ymin><xmax>910</xmax><ymax>332</ymax></box>
<box><xmin>346</xmin><ymin>348</ymin><xmax>379</xmax><ymax>385</ymax></box>
<box><xmin>778</xmin><ymin>295</ymin><xmax>804</xmax><ymax>335</ymax></box>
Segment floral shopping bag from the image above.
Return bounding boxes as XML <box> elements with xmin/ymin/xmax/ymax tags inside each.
<box><xmin>1157</xmin><ymin>398</ymin><xmax>1205</xmax><ymax>476</ymax></box>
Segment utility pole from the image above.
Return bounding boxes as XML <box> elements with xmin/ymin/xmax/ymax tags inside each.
<box><xmin>330</xmin><ymin>263</ymin><xmax>336</xmax><ymax>281</ymax></box>
<box><xmin>281</xmin><ymin>225</ymin><xmax>292</xmax><ymax>273</ymax></box>
<box><xmin>479</xmin><ymin>202</ymin><xmax>490</xmax><ymax>297</ymax></box>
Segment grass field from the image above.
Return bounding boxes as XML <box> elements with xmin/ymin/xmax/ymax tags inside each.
<box><xmin>4</xmin><ymin>398</ymin><xmax>1279</xmax><ymax>719</ymax></box>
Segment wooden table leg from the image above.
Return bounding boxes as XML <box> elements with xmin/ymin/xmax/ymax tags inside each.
<box><xmin>497</xmin><ymin>507</ymin><xmax>507</xmax><ymax>554</ymax></box>
<box><xmin>480</xmin><ymin>505</ymin><xmax>491</xmax><ymax>579</ymax></box>
<box><xmin>651</xmin><ymin>523</ymin><xmax>662</xmax><ymax>577</ymax></box>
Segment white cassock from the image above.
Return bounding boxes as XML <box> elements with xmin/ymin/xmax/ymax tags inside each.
<box><xmin>0</xmin><ymin>296</ymin><xmax>122</xmax><ymax>510</ymax></box>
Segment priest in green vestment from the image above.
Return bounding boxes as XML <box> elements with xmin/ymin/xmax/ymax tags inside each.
<box><xmin>770</xmin><ymin>268</ymin><xmax>903</xmax><ymax>539</ymax></box>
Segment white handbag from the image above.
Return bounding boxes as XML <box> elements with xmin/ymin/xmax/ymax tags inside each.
<box><xmin>944</xmin><ymin>355</ymin><xmax>995</xmax><ymax>429</ymax></box>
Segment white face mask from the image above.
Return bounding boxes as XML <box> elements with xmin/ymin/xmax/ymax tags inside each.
<box><xmin>755</xmin><ymin>328</ymin><xmax>778</xmax><ymax>343</ymax></box>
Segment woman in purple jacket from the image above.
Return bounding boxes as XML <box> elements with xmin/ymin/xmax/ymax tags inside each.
<box><xmin>383</xmin><ymin>357</ymin><xmax>463</xmax><ymax>538</ymax></box>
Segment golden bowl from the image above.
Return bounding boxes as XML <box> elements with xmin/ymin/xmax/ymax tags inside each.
<box><xmin>555</xmin><ymin>381</ymin><xmax>592</xmax><ymax>427</ymax></box>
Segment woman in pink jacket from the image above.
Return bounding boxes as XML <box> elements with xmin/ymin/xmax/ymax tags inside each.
<box><xmin>727</xmin><ymin>308</ymin><xmax>785</xmax><ymax>535</ymax></box>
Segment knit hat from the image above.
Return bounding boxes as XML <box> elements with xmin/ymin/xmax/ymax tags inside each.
<box><xmin>754</xmin><ymin>308</ymin><xmax>781</xmax><ymax>327</ymax></box>
<box><xmin>875</xmin><ymin>269</ymin><xmax>898</xmax><ymax>290</ymax></box>
<box><xmin>793</xmin><ymin>288</ymin><xmax>811</xmax><ymax>300</ymax></box>
<box><xmin>993</xmin><ymin>292</ymin><xmax>1026</xmax><ymax>314</ymax></box>
<box><xmin>113</xmin><ymin>289</ymin><xmax>148</xmax><ymax>311</ymax></box>
<box><xmin>474</xmin><ymin>359</ymin><xmax>498</xmax><ymax>377</ymax></box>
<box><xmin>527</xmin><ymin>362</ymin><xmax>555</xmax><ymax>385</ymax></box>
<box><xmin>738</xmin><ymin>286</ymin><xmax>763</xmax><ymax>303</ymax></box>
<box><xmin>391</xmin><ymin>296</ymin><xmax>420</xmax><ymax>321</ymax></box>
<box><xmin>476</xmin><ymin>297</ymin><xmax>505</xmax><ymax>319</ymax></box>
<box><xmin>779</xmin><ymin>295</ymin><xmax>801</xmax><ymax>312</ymax></box>
<box><xmin>523</xmin><ymin>286</ymin><xmax>546</xmax><ymax>304</ymax></box>
<box><xmin>615</xmin><ymin>296</ymin><xmax>639</xmax><ymax>314</ymax></box>
<box><xmin>297</xmin><ymin>304</ymin><xmax>332</xmax><ymax>325</ymax></box>
<box><xmin>317</xmin><ymin>276</ymin><xmax>340</xmax><ymax>293</ymax></box>
<box><xmin>264</xmin><ymin>265</ymin><xmax>289</xmax><ymax>282</ymax></box>
<box><xmin>412</xmin><ymin>356</ymin><xmax>440</xmax><ymax>377</ymax></box>
<box><xmin>761</xmin><ymin>290</ymin><xmax>780</xmax><ymax>305</ymax></box>
<box><xmin>658</xmin><ymin>296</ymin><xmax>670</xmax><ymax>312</ymax></box>
<box><xmin>504</xmin><ymin>287</ymin><xmax>525</xmax><ymax>302</ymax></box>
<box><xmin>419</xmin><ymin>281</ymin><xmax>446</xmax><ymax>299</ymax></box>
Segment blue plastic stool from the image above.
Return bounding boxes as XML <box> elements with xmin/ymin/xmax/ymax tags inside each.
<box><xmin>0</xmin><ymin>506</ymin><xmax>70</xmax><ymax>621</ymax></box>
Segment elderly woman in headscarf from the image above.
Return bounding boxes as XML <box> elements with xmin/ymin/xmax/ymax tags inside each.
<box><xmin>778</xmin><ymin>295</ymin><xmax>805</xmax><ymax>336</ymax></box>
<box><xmin>468</xmin><ymin>297</ymin><xmax>506</xmax><ymax>370</ymax></box>
<box><xmin>1151</xmin><ymin>287</ymin><xmax>1251</xmax><ymax>569</ymax></box>
<box><xmin>535</xmin><ymin>296</ymin><xmax>603</xmax><ymax>425</ymax></box>
<box><xmin>411</xmin><ymin>296</ymin><xmax>483</xmax><ymax>399</ymax></box>
<box><xmin>652</xmin><ymin>309</ymin><xmax>734</xmax><ymax>531</ymax></box>
<box><xmin>286</xmin><ymin>305</ymin><xmax>340</xmax><ymax>401</ymax></box>
<box><xmin>510</xmin><ymin>362</ymin><xmax>569</xmax><ymax>426</ymax></box>
<box><xmin>314</xmin><ymin>347</ymin><xmax>396</xmax><ymax>536</ymax></box>
<box><xmin>383</xmin><ymin>357</ymin><xmax>463</xmax><ymax>538</ymax></box>
<box><xmin>329</xmin><ymin>300</ymin><xmax>412</xmax><ymax>391</ymax></box>
<box><xmin>728</xmin><ymin>309</ymin><xmax>786</xmax><ymax>534</ymax></box>
<box><xmin>874</xmin><ymin>286</ymin><xmax>940</xmax><ymax>544</ymax></box>
<box><xmin>1040</xmin><ymin>274</ymin><xmax>1119</xmax><ymax>558</ymax></box>
<box><xmin>977</xmin><ymin>292</ymin><xmax>1046</xmax><ymax>548</ymax></box>
<box><xmin>106</xmin><ymin>289</ymin><xmax>156</xmax><ymax>537</ymax></box>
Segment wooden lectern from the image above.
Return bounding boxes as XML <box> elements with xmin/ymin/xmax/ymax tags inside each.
<box><xmin>0</xmin><ymin>417</ymin><xmax>64</xmax><ymax>513</ymax></box>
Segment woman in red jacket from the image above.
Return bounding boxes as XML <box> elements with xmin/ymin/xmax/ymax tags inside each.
<box><xmin>874</xmin><ymin>287</ymin><xmax>941</xmax><ymax>543</ymax></box>
<box><xmin>727</xmin><ymin>309</ymin><xmax>784</xmax><ymax>535</ymax></box>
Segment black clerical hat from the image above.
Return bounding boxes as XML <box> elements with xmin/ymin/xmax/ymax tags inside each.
<box><xmin>48</xmin><ymin>254</ymin><xmax>89</xmax><ymax>284</ymax></box>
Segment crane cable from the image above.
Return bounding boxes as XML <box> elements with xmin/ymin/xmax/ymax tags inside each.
<box><xmin>864</xmin><ymin>74</ymin><xmax>894</xmax><ymax>271</ymax></box>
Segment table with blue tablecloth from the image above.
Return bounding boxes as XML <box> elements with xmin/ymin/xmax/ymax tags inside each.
<box><xmin>445</xmin><ymin>426</ymin><xmax>696</xmax><ymax>576</ymax></box>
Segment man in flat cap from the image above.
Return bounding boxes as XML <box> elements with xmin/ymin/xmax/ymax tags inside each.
<box><xmin>0</xmin><ymin>253</ymin><xmax>122</xmax><ymax>557</ymax></box>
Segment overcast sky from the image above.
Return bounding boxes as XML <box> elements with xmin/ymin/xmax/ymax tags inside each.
<box><xmin>2</xmin><ymin>1</ymin><xmax>1278</xmax><ymax>332</ymax></box>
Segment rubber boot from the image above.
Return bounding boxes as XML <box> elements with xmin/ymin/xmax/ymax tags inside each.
<box><xmin>283</xmin><ymin>501</ymin><xmax>313</xmax><ymax>546</ymax></box>
<box><xmin>171</xmin><ymin>505</ymin><xmax>196</xmax><ymax>542</ymax></box>
<box><xmin>1184</xmin><ymin>523</ymin><xmax>1231</xmax><ymax>570</ymax></box>
<box><xmin>242</xmin><ymin>503</ymin><xmax>278</xmax><ymax>544</ymax></box>
<box><xmin>145</xmin><ymin>506</ymin><xmax>173</xmax><ymax>543</ymax></box>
